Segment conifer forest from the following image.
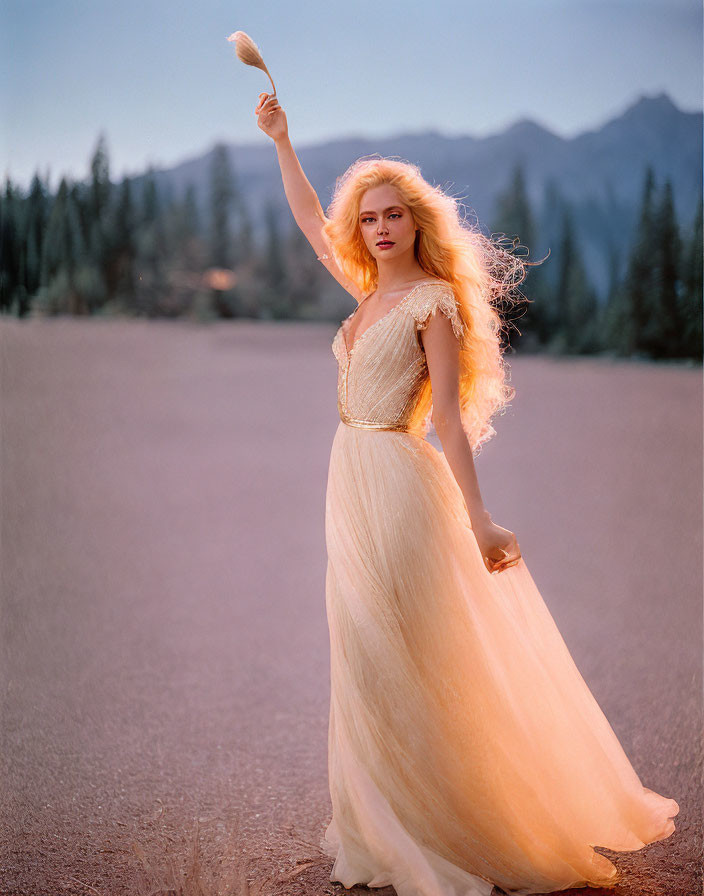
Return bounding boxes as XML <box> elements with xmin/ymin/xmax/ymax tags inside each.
<box><xmin>2</xmin><ymin>135</ymin><xmax>701</xmax><ymax>362</ymax></box>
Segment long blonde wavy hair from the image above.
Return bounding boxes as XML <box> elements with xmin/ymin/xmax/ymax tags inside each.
<box><xmin>321</xmin><ymin>156</ymin><xmax>531</xmax><ymax>456</ymax></box>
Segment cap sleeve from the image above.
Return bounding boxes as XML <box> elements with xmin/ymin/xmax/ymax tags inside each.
<box><xmin>408</xmin><ymin>282</ymin><xmax>465</xmax><ymax>342</ymax></box>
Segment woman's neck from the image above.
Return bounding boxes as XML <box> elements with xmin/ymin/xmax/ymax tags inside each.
<box><xmin>374</xmin><ymin>258</ymin><xmax>429</xmax><ymax>293</ymax></box>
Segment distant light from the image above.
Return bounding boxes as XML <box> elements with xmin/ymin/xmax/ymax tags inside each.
<box><xmin>202</xmin><ymin>268</ymin><xmax>237</xmax><ymax>291</ymax></box>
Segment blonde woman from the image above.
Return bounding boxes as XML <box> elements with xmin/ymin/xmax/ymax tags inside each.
<box><xmin>255</xmin><ymin>92</ymin><xmax>679</xmax><ymax>896</ymax></box>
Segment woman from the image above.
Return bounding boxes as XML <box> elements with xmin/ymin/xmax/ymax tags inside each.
<box><xmin>255</xmin><ymin>92</ymin><xmax>679</xmax><ymax>896</ymax></box>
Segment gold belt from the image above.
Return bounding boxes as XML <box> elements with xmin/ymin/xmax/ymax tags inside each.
<box><xmin>339</xmin><ymin>409</ymin><xmax>410</xmax><ymax>432</ymax></box>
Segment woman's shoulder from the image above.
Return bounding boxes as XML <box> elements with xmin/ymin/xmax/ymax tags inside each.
<box><xmin>414</xmin><ymin>277</ymin><xmax>453</xmax><ymax>293</ymax></box>
<box><xmin>406</xmin><ymin>279</ymin><xmax>464</xmax><ymax>340</ymax></box>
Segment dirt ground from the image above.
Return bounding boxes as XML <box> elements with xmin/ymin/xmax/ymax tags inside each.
<box><xmin>1</xmin><ymin>317</ymin><xmax>701</xmax><ymax>896</ymax></box>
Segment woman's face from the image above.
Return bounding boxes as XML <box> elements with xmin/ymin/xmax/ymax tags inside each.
<box><xmin>358</xmin><ymin>184</ymin><xmax>417</xmax><ymax>261</ymax></box>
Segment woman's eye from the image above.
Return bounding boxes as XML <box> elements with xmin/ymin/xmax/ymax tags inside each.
<box><xmin>362</xmin><ymin>213</ymin><xmax>401</xmax><ymax>223</ymax></box>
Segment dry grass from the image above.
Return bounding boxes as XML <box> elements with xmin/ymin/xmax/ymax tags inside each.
<box><xmin>124</xmin><ymin>808</ymin><xmax>335</xmax><ymax>896</ymax></box>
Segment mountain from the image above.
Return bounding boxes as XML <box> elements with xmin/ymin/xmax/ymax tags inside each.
<box><xmin>147</xmin><ymin>92</ymin><xmax>702</xmax><ymax>298</ymax></box>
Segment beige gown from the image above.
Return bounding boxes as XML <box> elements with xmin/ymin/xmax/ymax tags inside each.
<box><xmin>321</xmin><ymin>280</ymin><xmax>679</xmax><ymax>896</ymax></box>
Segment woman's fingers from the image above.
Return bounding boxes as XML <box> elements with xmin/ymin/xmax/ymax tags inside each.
<box><xmin>493</xmin><ymin>564</ymin><xmax>514</xmax><ymax>574</ymax></box>
<box><xmin>492</xmin><ymin>553</ymin><xmax>522</xmax><ymax>574</ymax></box>
<box><xmin>255</xmin><ymin>94</ymin><xmax>280</xmax><ymax>116</ymax></box>
<box><xmin>488</xmin><ymin>545</ymin><xmax>521</xmax><ymax>574</ymax></box>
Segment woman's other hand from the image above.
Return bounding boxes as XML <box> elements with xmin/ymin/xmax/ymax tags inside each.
<box><xmin>473</xmin><ymin>520</ymin><xmax>522</xmax><ymax>574</ymax></box>
<box><xmin>255</xmin><ymin>92</ymin><xmax>288</xmax><ymax>142</ymax></box>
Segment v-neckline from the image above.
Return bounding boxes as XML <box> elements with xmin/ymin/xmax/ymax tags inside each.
<box><xmin>341</xmin><ymin>279</ymin><xmax>445</xmax><ymax>359</ymax></box>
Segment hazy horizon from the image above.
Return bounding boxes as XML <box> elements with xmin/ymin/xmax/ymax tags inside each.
<box><xmin>3</xmin><ymin>0</ymin><xmax>702</xmax><ymax>192</ymax></box>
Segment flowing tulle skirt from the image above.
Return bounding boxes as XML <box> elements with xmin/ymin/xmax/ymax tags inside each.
<box><xmin>321</xmin><ymin>422</ymin><xmax>679</xmax><ymax>896</ymax></box>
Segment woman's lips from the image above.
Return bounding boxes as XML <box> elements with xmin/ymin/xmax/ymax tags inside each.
<box><xmin>376</xmin><ymin>241</ymin><xmax>395</xmax><ymax>249</ymax></box>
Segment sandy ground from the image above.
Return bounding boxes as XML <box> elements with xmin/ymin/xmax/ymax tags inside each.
<box><xmin>0</xmin><ymin>317</ymin><xmax>701</xmax><ymax>896</ymax></box>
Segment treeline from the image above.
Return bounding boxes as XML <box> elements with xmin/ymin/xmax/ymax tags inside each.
<box><xmin>0</xmin><ymin>135</ymin><xmax>325</xmax><ymax>322</ymax></box>
<box><xmin>1</xmin><ymin>134</ymin><xmax>701</xmax><ymax>361</ymax></box>
<box><xmin>492</xmin><ymin>165</ymin><xmax>702</xmax><ymax>361</ymax></box>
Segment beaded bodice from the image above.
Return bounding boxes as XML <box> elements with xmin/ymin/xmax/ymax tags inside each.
<box><xmin>331</xmin><ymin>280</ymin><xmax>464</xmax><ymax>434</ymax></box>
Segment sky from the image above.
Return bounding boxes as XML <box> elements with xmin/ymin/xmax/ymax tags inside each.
<box><xmin>2</xmin><ymin>0</ymin><xmax>702</xmax><ymax>191</ymax></box>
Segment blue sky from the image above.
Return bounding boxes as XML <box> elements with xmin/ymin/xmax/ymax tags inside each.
<box><xmin>2</xmin><ymin>0</ymin><xmax>701</xmax><ymax>190</ymax></box>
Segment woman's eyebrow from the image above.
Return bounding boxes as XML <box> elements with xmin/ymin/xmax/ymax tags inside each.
<box><xmin>359</xmin><ymin>206</ymin><xmax>404</xmax><ymax>216</ymax></box>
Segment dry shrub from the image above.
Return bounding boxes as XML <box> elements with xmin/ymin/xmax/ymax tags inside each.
<box><xmin>128</xmin><ymin>808</ymin><xmax>336</xmax><ymax>896</ymax></box>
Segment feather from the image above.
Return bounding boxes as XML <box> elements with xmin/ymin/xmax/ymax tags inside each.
<box><xmin>226</xmin><ymin>31</ymin><xmax>276</xmax><ymax>96</ymax></box>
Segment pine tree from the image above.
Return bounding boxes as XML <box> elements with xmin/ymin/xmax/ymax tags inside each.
<box><xmin>160</xmin><ymin>183</ymin><xmax>209</xmax><ymax>317</ymax></box>
<box><xmin>490</xmin><ymin>164</ymin><xmax>541</xmax><ymax>349</ymax></box>
<box><xmin>536</xmin><ymin>178</ymin><xmax>568</xmax><ymax>343</ymax></box>
<box><xmin>0</xmin><ymin>180</ymin><xmax>22</xmax><ymax>313</ymax></box>
<box><xmin>89</xmin><ymin>133</ymin><xmax>111</xmax><ymax>223</ymax></box>
<box><xmin>680</xmin><ymin>197</ymin><xmax>703</xmax><ymax>360</ymax></box>
<box><xmin>72</xmin><ymin>179</ymin><xmax>107</xmax><ymax>312</ymax></box>
<box><xmin>39</xmin><ymin>177</ymin><xmax>89</xmax><ymax>314</ymax></box>
<box><xmin>602</xmin><ymin>240</ymin><xmax>628</xmax><ymax>354</ymax></box>
<box><xmin>85</xmin><ymin>133</ymin><xmax>112</xmax><ymax>311</ymax></box>
<box><xmin>163</xmin><ymin>183</ymin><xmax>200</xmax><ymax>260</ymax></box>
<box><xmin>209</xmin><ymin>143</ymin><xmax>234</xmax><ymax>270</ymax></box>
<box><xmin>261</xmin><ymin>200</ymin><xmax>288</xmax><ymax>318</ymax></box>
<box><xmin>493</xmin><ymin>164</ymin><xmax>535</xmax><ymax>247</ymax></box>
<box><xmin>142</xmin><ymin>167</ymin><xmax>160</xmax><ymax>226</ymax></box>
<box><xmin>183</xmin><ymin>184</ymin><xmax>200</xmax><ymax>238</ymax></box>
<box><xmin>110</xmin><ymin>176</ymin><xmax>137</xmax><ymax>309</ymax></box>
<box><xmin>554</xmin><ymin>208</ymin><xmax>601</xmax><ymax>353</ymax></box>
<box><xmin>554</xmin><ymin>208</ymin><xmax>575</xmax><ymax>341</ymax></box>
<box><xmin>235</xmin><ymin>199</ymin><xmax>254</xmax><ymax>267</ymax></box>
<box><xmin>622</xmin><ymin>166</ymin><xmax>657</xmax><ymax>355</ymax></box>
<box><xmin>25</xmin><ymin>174</ymin><xmax>50</xmax><ymax>299</ymax></box>
<box><xmin>643</xmin><ymin>180</ymin><xmax>682</xmax><ymax>358</ymax></box>
<box><xmin>134</xmin><ymin>167</ymin><xmax>167</xmax><ymax>315</ymax></box>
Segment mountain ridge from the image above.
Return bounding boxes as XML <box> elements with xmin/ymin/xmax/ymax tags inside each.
<box><xmin>150</xmin><ymin>92</ymin><xmax>702</xmax><ymax>298</ymax></box>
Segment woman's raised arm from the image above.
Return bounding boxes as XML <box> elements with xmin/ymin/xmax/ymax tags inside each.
<box><xmin>255</xmin><ymin>93</ymin><xmax>364</xmax><ymax>302</ymax></box>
